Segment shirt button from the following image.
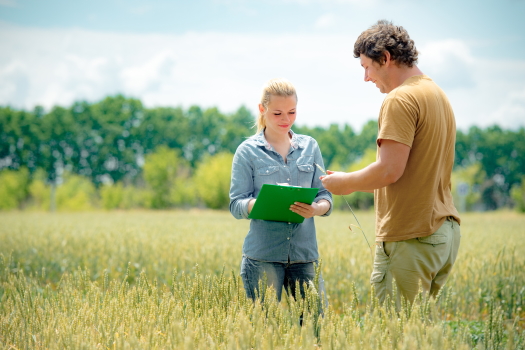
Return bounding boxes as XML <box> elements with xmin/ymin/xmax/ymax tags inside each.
<box><xmin>287</xmin><ymin>178</ymin><xmax>290</xmax><ymax>181</ymax></box>
<box><xmin>288</xmin><ymin>222</ymin><xmax>291</xmax><ymax>224</ymax></box>
<box><xmin>287</xmin><ymin>237</ymin><xmax>290</xmax><ymax>240</ymax></box>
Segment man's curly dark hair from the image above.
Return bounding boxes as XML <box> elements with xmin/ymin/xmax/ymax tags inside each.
<box><xmin>353</xmin><ymin>20</ymin><xmax>419</xmax><ymax>67</ymax></box>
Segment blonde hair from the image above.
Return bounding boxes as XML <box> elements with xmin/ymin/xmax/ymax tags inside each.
<box><xmin>255</xmin><ymin>78</ymin><xmax>297</xmax><ymax>134</ymax></box>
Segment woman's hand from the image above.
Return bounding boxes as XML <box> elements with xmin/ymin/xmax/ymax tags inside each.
<box><xmin>290</xmin><ymin>199</ymin><xmax>330</xmax><ymax>219</ymax></box>
<box><xmin>247</xmin><ymin>199</ymin><xmax>256</xmax><ymax>214</ymax></box>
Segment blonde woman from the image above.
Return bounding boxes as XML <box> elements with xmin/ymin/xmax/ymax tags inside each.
<box><xmin>229</xmin><ymin>78</ymin><xmax>332</xmax><ymax>302</ymax></box>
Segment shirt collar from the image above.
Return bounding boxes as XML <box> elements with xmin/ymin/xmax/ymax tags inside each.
<box><xmin>253</xmin><ymin>129</ymin><xmax>305</xmax><ymax>150</ymax></box>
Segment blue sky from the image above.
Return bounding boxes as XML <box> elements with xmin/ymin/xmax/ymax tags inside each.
<box><xmin>1</xmin><ymin>0</ymin><xmax>524</xmax><ymax>131</ymax></box>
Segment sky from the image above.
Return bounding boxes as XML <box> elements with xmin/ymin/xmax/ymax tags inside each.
<box><xmin>1</xmin><ymin>0</ymin><xmax>524</xmax><ymax>132</ymax></box>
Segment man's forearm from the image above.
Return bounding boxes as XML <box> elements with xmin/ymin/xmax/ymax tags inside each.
<box><xmin>321</xmin><ymin>140</ymin><xmax>411</xmax><ymax>195</ymax></box>
<box><xmin>345</xmin><ymin>162</ymin><xmax>396</xmax><ymax>190</ymax></box>
<box><xmin>322</xmin><ymin>162</ymin><xmax>395</xmax><ymax>195</ymax></box>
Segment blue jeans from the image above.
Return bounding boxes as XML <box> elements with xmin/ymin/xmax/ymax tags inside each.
<box><xmin>240</xmin><ymin>256</ymin><xmax>326</xmax><ymax>302</ymax></box>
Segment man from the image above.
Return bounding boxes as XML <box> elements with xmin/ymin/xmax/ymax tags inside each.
<box><xmin>321</xmin><ymin>20</ymin><xmax>461</xmax><ymax>305</ymax></box>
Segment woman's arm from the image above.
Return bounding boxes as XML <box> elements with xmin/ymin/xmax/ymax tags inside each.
<box><xmin>290</xmin><ymin>139</ymin><xmax>332</xmax><ymax>218</ymax></box>
<box><xmin>229</xmin><ymin>146</ymin><xmax>255</xmax><ymax>219</ymax></box>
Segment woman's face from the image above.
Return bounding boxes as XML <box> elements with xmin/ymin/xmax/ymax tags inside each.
<box><xmin>259</xmin><ymin>95</ymin><xmax>297</xmax><ymax>137</ymax></box>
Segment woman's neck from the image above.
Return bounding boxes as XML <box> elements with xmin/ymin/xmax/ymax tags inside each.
<box><xmin>264</xmin><ymin>128</ymin><xmax>291</xmax><ymax>146</ymax></box>
<box><xmin>264</xmin><ymin>129</ymin><xmax>291</xmax><ymax>161</ymax></box>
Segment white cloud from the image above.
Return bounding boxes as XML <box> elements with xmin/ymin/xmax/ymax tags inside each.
<box><xmin>0</xmin><ymin>23</ymin><xmax>523</xmax><ymax>131</ymax></box>
<box><xmin>419</xmin><ymin>39</ymin><xmax>525</xmax><ymax>130</ymax></box>
<box><xmin>418</xmin><ymin>39</ymin><xmax>476</xmax><ymax>90</ymax></box>
<box><xmin>315</xmin><ymin>13</ymin><xmax>337</xmax><ymax>29</ymax></box>
<box><xmin>0</xmin><ymin>61</ymin><xmax>30</xmax><ymax>107</ymax></box>
<box><xmin>491</xmin><ymin>88</ymin><xmax>525</xmax><ymax>128</ymax></box>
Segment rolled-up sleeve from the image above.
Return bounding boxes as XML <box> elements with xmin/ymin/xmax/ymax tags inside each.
<box><xmin>311</xmin><ymin>140</ymin><xmax>333</xmax><ymax>217</ymax></box>
<box><xmin>229</xmin><ymin>145</ymin><xmax>254</xmax><ymax>220</ymax></box>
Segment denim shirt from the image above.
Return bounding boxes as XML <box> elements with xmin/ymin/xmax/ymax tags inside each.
<box><xmin>229</xmin><ymin>130</ymin><xmax>333</xmax><ymax>263</ymax></box>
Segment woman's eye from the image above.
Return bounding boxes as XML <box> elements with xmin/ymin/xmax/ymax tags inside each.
<box><xmin>290</xmin><ymin>112</ymin><xmax>295</xmax><ymax>115</ymax></box>
<box><xmin>274</xmin><ymin>113</ymin><xmax>281</xmax><ymax>116</ymax></box>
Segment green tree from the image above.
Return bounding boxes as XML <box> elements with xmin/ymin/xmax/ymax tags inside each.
<box><xmin>100</xmin><ymin>182</ymin><xmax>125</xmax><ymax>210</ymax></box>
<box><xmin>78</xmin><ymin>95</ymin><xmax>146</xmax><ymax>185</ymax></box>
<box><xmin>339</xmin><ymin>148</ymin><xmax>376</xmax><ymax>211</ymax></box>
<box><xmin>294</xmin><ymin>120</ymin><xmax>376</xmax><ymax>170</ymax></box>
<box><xmin>451</xmin><ymin>162</ymin><xmax>485</xmax><ymax>212</ymax></box>
<box><xmin>100</xmin><ymin>182</ymin><xmax>152</xmax><ymax>210</ymax></box>
<box><xmin>511</xmin><ymin>176</ymin><xmax>525</xmax><ymax>213</ymax></box>
<box><xmin>184</xmin><ymin>106</ymin><xmax>227</xmax><ymax>167</ymax></box>
<box><xmin>315</xmin><ymin>124</ymin><xmax>356</xmax><ymax>169</ymax></box>
<box><xmin>354</xmin><ymin>120</ymin><xmax>378</xmax><ymax>155</ymax></box>
<box><xmin>143</xmin><ymin>146</ymin><xmax>192</xmax><ymax>209</ymax></box>
<box><xmin>0</xmin><ymin>107</ymin><xmax>40</xmax><ymax>174</ymax></box>
<box><xmin>455</xmin><ymin>125</ymin><xmax>525</xmax><ymax>210</ymax></box>
<box><xmin>222</xmin><ymin>105</ymin><xmax>256</xmax><ymax>154</ymax></box>
<box><xmin>0</xmin><ymin>168</ymin><xmax>30</xmax><ymax>210</ymax></box>
<box><xmin>139</xmin><ymin>106</ymin><xmax>189</xmax><ymax>159</ymax></box>
<box><xmin>55</xmin><ymin>172</ymin><xmax>97</xmax><ymax>211</ymax></box>
<box><xmin>193</xmin><ymin>152</ymin><xmax>234</xmax><ymax>209</ymax></box>
<box><xmin>28</xmin><ymin>168</ymin><xmax>51</xmax><ymax>210</ymax></box>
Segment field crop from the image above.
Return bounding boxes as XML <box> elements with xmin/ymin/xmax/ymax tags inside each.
<box><xmin>1</xmin><ymin>210</ymin><xmax>524</xmax><ymax>349</ymax></box>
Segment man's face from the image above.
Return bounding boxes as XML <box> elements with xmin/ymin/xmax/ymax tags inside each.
<box><xmin>360</xmin><ymin>54</ymin><xmax>391</xmax><ymax>94</ymax></box>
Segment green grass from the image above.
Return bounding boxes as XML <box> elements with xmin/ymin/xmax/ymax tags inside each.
<box><xmin>1</xmin><ymin>210</ymin><xmax>524</xmax><ymax>349</ymax></box>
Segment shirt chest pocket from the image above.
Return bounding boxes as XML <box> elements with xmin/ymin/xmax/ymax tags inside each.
<box><xmin>254</xmin><ymin>158</ymin><xmax>280</xmax><ymax>181</ymax></box>
<box><xmin>256</xmin><ymin>165</ymin><xmax>279</xmax><ymax>176</ymax></box>
<box><xmin>296</xmin><ymin>155</ymin><xmax>314</xmax><ymax>187</ymax></box>
<box><xmin>254</xmin><ymin>159</ymin><xmax>280</xmax><ymax>189</ymax></box>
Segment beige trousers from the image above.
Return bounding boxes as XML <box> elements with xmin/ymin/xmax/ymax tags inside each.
<box><xmin>371</xmin><ymin>217</ymin><xmax>461</xmax><ymax>305</ymax></box>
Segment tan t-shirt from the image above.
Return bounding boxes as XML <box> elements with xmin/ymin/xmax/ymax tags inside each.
<box><xmin>375</xmin><ymin>75</ymin><xmax>460</xmax><ymax>242</ymax></box>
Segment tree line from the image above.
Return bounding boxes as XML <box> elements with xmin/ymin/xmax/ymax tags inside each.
<box><xmin>0</xmin><ymin>94</ymin><xmax>524</xmax><ymax>212</ymax></box>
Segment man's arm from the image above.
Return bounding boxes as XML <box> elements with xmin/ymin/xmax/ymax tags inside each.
<box><xmin>320</xmin><ymin>139</ymin><xmax>411</xmax><ymax>195</ymax></box>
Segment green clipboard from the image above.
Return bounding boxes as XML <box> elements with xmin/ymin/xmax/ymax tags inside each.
<box><xmin>248</xmin><ymin>184</ymin><xmax>319</xmax><ymax>223</ymax></box>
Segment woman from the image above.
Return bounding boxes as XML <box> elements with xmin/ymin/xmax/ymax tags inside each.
<box><xmin>229</xmin><ymin>78</ymin><xmax>332</xmax><ymax>302</ymax></box>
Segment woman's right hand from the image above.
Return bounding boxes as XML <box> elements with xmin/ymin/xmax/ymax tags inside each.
<box><xmin>248</xmin><ymin>199</ymin><xmax>256</xmax><ymax>214</ymax></box>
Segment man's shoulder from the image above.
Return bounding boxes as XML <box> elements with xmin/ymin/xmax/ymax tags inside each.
<box><xmin>392</xmin><ymin>74</ymin><xmax>430</xmax><ymax>93</ymax></box>
<box><xmin>385</xmin><ymin>75</ymin><xmax>441</xmax><ymax>107</ymax></box>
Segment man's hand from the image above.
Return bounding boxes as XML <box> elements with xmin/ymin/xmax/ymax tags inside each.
<box><xmin>320</xmin><ymin>170</ymin><xmax>356</xmax><ymax>195</ymax></box>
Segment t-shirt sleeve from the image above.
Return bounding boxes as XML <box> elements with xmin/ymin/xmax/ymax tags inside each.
<box><xmin>377</xmin><ymin>92</ymin><xmax>417</xmax><ymax>148</ymax></box>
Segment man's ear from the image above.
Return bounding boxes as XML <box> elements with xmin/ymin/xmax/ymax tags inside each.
<box><xmin>383</xmin><ymin>51</ymin><xmax>392</xmax><ymax>67</ymax></box>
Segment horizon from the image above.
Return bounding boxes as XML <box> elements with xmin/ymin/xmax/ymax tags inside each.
<box><xmin>2</xmin><ymin>92</ymin><xmax>522</xmax><ymax>134</ymax></box>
